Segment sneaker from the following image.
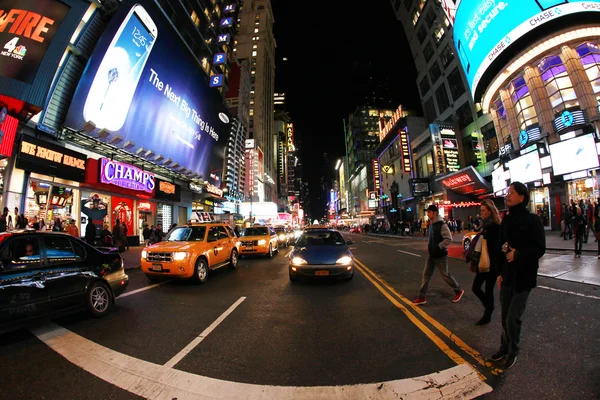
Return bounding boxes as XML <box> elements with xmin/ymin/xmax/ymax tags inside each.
<box><xmin>504</xmin><ymin>354</ymin><xmax>518</xmax><ymax>369</ymax></box>
<box><xmin>452</xmin><ymin>289</ymin><xmax>465</xmax><ymax>303</ymax></box>
<box><xmin>488</xmin><ymin>351</ymin><xmax>507</xmax><ymax>362</ymax></box>
<box><xmin>412</xmin><ymin>297</ymin><xmax>427</xmax><ymax>305</ymax></box>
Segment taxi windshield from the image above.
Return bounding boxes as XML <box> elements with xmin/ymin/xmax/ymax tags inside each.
<box><xmin>243</xmin><ymin>227</ymin><xmax>268</xmax><ymax>236</ymax></box>
<box><xmin>296</xmin><ymin>231</ymin><xmax>346</xmax><ymax>246</ymax></box>
<box><xmin>165</xmin><ymin>226</ymin><xmax>206</xmax><ymax>241</ymax></box>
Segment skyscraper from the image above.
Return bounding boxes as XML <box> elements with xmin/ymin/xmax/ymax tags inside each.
<box><xmin>233</xmin><ymin>0</ymin><xmax>277</xmax><ymax>201</ymax></box>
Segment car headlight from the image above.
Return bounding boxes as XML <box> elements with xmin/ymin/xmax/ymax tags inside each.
<box><xmin>258</xmin><ymin>239</ymin><xmax>267</xmax><ymax>245</ymax></box>
<box><xmin>336</xmin><ymin>256</ymin><xmax>353</xmax><ymax>265</ymax></box>
<box><xmin>173</xmin><ymin>252</ymin><xmax>188</xmax><ymax>261</ymax></box>
<box><xmin>291</xmin><ymin>257</ymin><xmax>307</xmax><ymax>266</ymax></box>
<box><xmin>279</xmin><ymin>234</ymin><xmax>286</xmax><ymax>240</ymax></box>
<box><xmin>141</xmin><ymin>250</ymin><xmax>147</xmax><ymax>260</ymax></box>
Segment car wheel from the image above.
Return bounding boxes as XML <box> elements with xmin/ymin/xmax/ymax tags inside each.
<box><xmin>347</xmin><ymin>271</ymin><xmax>354</xmax><ymax>280</ymax></box>
<box><xmin>268</xmin><ymin>244</ymin><xmax>274</xmax><ymax>258</ymax></box>
<box><xmin>87</xmin><ymin>281</ymin><xmax>113</xmax><ymax>317</ymax></box>
<box><xmin>194</xmin><ymin>258</ymin><xmax>209</xmax><ymax>284</ymax></box>
<box><xmin>289</xmin><ymin>272</ymin><xmax>297</xmax><ymax>282</ymax></box>
<box><xmin>229</xmin><ymin>249</ymin><xmax>238</xmax><ymax>269</ymax></box>
<box><xmin>463</xmin><ymin>239</ymin><xmax>471</xmax><ymax>252</ymax></box>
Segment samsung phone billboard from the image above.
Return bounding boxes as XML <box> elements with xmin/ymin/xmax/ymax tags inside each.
<box><xmin>64</xmin><ymin>0</ymin><xmax>229</xmax><ymax>180</ymax></box>
<box><xmin>454</xmin><ymin>0</ymin><xmax>600</xmax><ymax>98</ymax></box>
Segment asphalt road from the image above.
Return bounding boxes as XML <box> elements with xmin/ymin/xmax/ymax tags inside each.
<box><xmin>1</xmin><ymin>233</ymin><xmax>599</xmax><ymax>399</ymax></box>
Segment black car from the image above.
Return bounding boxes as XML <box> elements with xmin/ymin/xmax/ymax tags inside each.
<box><xmin>274</xmin><ymin>227</ymin><xmax>289</xmax><ymax>248</ymax></box>
<box><xmin>0</xmin><ymin>230</ymin><xmax>129</xmax><ymax>333</ymax></box>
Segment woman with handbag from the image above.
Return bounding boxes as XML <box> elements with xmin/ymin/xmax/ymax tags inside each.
<box><xmin>471</xmin><ymin>199</ymin><xmax>502</xmax><ymax>325</ymax></box>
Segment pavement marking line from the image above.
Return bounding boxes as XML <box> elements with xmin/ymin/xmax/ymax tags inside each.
<box><xmin>397</xmin><ymin>250</ymin><xmax>422</xmax><ymax>257</ymax></box>
<box><xmin>119</xmin><ymin>281</ymin><xmax>171</xmax><ymax>298</ymax></box>
<box><xmin>31</xmin><ymin>322</ymin><xmax>492</xmax><ymax>399</ymax></box>
<box><xmin>355</xmin><ymin>258</ymin><xmax>502</xmax><ymax>376</ymax></box>
<box><xmin>351</xmin><ymin>262</ymin><xmax>476</xmax><ymax>375</ymax></box>
<box><xmin>164</xmin><ymin>296</ymin><xmax>247</xmax><ymax>368</ymax></box>
<box><xmin>538</xmin><ymin>285</ymin><xmax>600</xmax><ymax>300</ymax></box>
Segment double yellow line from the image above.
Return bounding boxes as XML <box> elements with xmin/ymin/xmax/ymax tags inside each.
<box><xmin>353</xmin><ymin>258</ymin><xmax>503</xmax><ymax>379</ymax></box>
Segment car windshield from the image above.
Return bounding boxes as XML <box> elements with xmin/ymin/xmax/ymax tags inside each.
<box><xmin>296</xmin><ymin>231</ymin><xmax>346</xmax><ymax>246</ymax></box>
<box><xmin>243</xmin><ymin>227</ymin><xmax>268</xmax><ymax>236</ymax></box>
<box><xmin>164</xmin><ymin>226</ymin><xmax>206</xmax><ymax>241</ymax></box>
<box><xmin>274</xmin><ymin>228</ymin><xmax>285</xmax><ymax>234</ymax></box>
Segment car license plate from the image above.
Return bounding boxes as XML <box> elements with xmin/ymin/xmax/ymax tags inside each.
<box><xmin>315</xmin><ymin>270</ymin><xmax>329</xmax><ymax>276</ymax></box>
<box><xmin>245</xmin><ymin>245</ymin><xmax>253</xmax><ymax>250</ymax></box>
<box><xmin>152</xmin><ymin>263</ymin><xmax>163</xmax><ymax>272</ymax></box>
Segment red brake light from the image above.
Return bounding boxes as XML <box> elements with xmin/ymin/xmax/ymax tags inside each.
<box><xmin>0</xmin><ymin>233</ymin><xmax>12</xmax><ymax>243</ymax></box>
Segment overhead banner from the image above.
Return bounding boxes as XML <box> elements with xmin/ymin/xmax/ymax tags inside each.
<box><xmin>437</xmin><ymin>165</ymin><xmax>490</xmax><ymax>195</ymax></box>
<box><xmin>454</xmin><ymin>0</ymin><xmax>600</xmax><ymax>97</ymax></box>
<box><xmin>64</xmin><ymin>0</ymin><xmax>230</xmax><ymax>180</ymax></box>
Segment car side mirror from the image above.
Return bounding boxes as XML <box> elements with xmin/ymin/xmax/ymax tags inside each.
<box><xmin>346</xmin><ymin>240</ymin><xmax>354</xmax><ymax>245</ymax></box>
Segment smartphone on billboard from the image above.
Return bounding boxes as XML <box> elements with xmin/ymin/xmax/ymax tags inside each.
<box><xmin>535</xmin><ymin>0</ymin><xmax>568</xmax><ymax>11</ymax></box>
<box><xmin>83</xmin><ymin>4</ymin><xmax>157</xmax><ymax>132</ymax></box>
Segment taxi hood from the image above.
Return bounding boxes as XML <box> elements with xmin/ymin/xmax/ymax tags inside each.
<box><xmin>145</xmin><ymin>241</ymin><xmax>199</xmax><ymax>252</ymax></box>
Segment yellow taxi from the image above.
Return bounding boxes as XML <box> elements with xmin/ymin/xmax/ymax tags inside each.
<box><xmin>140</xmin><ymin>222</ymin><xmax>239</xmax><ymax>284</ymax></box>
<box><xmin>239</xmin><ymin>225</ymin><xmax>279</xmax><ymax>257</ymax></box>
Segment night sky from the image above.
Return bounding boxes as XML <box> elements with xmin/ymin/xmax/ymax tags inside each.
<box><xmin>271</xmin><ymin>0</ymin><xmax>423</xmax><ymax>219</ymax></box>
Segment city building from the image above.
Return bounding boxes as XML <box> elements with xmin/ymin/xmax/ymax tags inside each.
<box><xmin>274</xmin><ymin>92</ymin><xmax>286</xmax><ymax>109</ymax></box>
<box><xmin>233</xmin><ymin>0</ymin><xmax>277</xmax><ymax>202</ymax></box>
<box><xmin>274</xmin><ymin>110</ymin><xmax>292</xmax><ymax>209</ymax></box>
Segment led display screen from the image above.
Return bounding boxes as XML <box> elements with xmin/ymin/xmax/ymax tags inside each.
<box><xmin>508</xmin><ymin>150</ymin><xmax>542</xmax><ymax>184</ymax></box>
<box><xmin>549</xmin><ymin>133</ymin><xmax>599</xmax><ymax>176</ymax></box>
<box><xmin>64</xmin><ymin>0</ymin><xmax>229</xmax><ymax>180</ymax></box>
<box><xmin>453</xmin><ymin>0</ymin><xmax>600</xmax><ymax>97</ymax></box>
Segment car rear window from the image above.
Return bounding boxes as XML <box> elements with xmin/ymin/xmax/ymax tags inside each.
<box><xmin>243</xmin><ymin>227</ymin><xmax>268</xmax><ymax>236</ymax></box>
<box><xmin>296</xmin><ymin>231</ymin><xmax>346</xmax><ymax>246</ymax></box>
<box><xmin>165</xmin><ymin>226</ymin><xmax>206</xmax><ymax>241</ymax></box>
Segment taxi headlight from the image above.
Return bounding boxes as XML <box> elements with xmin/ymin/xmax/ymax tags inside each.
<box><xmin>336</xmin><ymin>256</ymin><xmax>353</xmax><ymax>265</ymax></box>
<box><xmin>258</xmin><ymin>239</ymin><xmax>267</xmax><ymax>245</ymax></box>
<box><xmin>141</xmin><ymin>250</ymin><xmax>147</xmax><ymax>260</ymax></box>
<box><xmin>291</xmin><ymin>257</ymin><xmax>307</xmax><ymax>266</ymax></box>
<box><xmin>279</xmin><ymin>234</ymin><xmax>286</xmax><ymax>240</ymax></box>
<box><xmin>173</xmin><ymin>252</ymin><xmax>188</xmax><ymax>261</ymax></box>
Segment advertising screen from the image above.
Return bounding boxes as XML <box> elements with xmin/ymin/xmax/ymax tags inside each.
<box><xmin>549</xmin><ymin>134</ymin><xmax>599</xmax><ymax>176</ymax></box>
<box><xmin>64</xmin><ymin>0</ymin><xmax>229</xmax><ymax>180</ymax></box>
<box><xmin>492</xmin><ymin>166</ymin><xmax>508</xmax><ymax>192</ymax></box>
<box><xmin>453</xmin><ymin>0</ymin><xmax>600</xmax><ymax>97</ymax></box>
<box><xmin>0</xmin><ymin>0</ymin><xmax>70</xmax><ymax>84</ymax></box>
<box><xmin>508</xmin><ymin>151</ymin><xmax>542</xmax><ymax>184</ymax></box>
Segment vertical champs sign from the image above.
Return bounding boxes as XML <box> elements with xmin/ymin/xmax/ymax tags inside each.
<box><xmin>372</xmin><ymin>159</ymin><xmax>380</xmax><ymax>191</ymax></box>
<box><xmin>399</xmin><ymin>129</ymin><xmax>411</xmax><ymax>173</ymax></box>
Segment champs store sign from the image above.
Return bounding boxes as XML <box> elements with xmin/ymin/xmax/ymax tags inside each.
<box><xmin>100</xmin><ymin>158</ymin><xmax>155</xmax><ymax>194</ymax></box>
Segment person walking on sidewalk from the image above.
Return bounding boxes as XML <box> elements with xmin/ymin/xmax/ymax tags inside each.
<box><xmin>489</xmin><ymin>182</ymin><xmax>545</xmax><ymax>370</ymax></box>
<box><xmin>412</xmin><ymin>204</ymin><xmax>464</xmax><ymax>305</ymax></box>
<box><xmin>573</xmin><ymin>207</ymin><xmax>587</xmax><ymax>258</ymax></box>
<box><xmin>472</xmin><ymin>200</ymin><xmax>502</xmax><ymax>325</ymax></box>
<box><xmin>595</xmin><ymin>202</ymin><xmax>600</xmax><ymax>258</ymax></box>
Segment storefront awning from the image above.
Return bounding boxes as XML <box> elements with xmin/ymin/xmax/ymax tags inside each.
<box><xmin>436</xmin><ymin>166</ymin><xmax>491</xmax><ymax>196</ymax></box>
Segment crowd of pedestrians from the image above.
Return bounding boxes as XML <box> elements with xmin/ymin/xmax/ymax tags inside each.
<box><xmin>560</xmin><ymin>198</ymin><xmax>600</xmax><ymax>258</ymax></box>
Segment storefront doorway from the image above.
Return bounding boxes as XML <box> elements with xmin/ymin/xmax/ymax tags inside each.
<box><xmin>566</xmin><ymin>177</ymin><xmax>598</xmax><ymax>204</ymax></box>
<box><xmin>26</xmin><ymin>179</ymin><xmax>80</xmax><ymax>232</ymax></box>
<box><xmin>530</xmin><ymin>187</ymin><xmax>551</xmax><ymax>229</ymax></box>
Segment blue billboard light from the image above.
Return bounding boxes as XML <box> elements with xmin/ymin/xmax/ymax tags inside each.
<box><xmin>224</xmin><ymin>4</ymin><xmax>236</xmax><ymax>12</ymax></box>
<box><xmin>213</xmin><ymin>53</ymin><xmax>226</xmax><ymax>65</ymax></box>
<box><xmin>220</xmin><ymin>17</ymin><xmax>233</xmax><ymax>27</ymax></box>
<box><xmin>217</xmin><ymin>34</ymin><xmax>230</xmax><ymax>44</ymax></box>
<box><xmin>454</xmin><ymin>0</ymin><xmax>600</xmax><ymax>97</ymax></box>
<box><xmin>209</xmin><ymin>74</ymin><xmax>223</xmax><ymax>87</ymax></box>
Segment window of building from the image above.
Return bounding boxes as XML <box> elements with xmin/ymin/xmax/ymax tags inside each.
<box><xmin>417</xmin><ymin>25</ymin><xmax>428</xmax><ymax>44</ymax></box>
<box><xmin>576</xmin><ymin>42</ymin><xmax>600</xmax><ymax>104</ymax></box>
<box><xmin>447</xmin><ymin>67</ymin><xmax>465</xmax><ymax>101</ymax></box>
<box><xmin>492</xmin><ymin>96</ymin><xmax>511</xmax><ymax>142</ymax></box>
<box><xmin>456</xmin><ymin>101</ymin><xmax>473</xmax><ymax>128</ymax></box>
<box><xmin>201</xmin><ymin>56</ymin><xmax>210</xmax><ymax>74</ymax></box>
<box><xmin>481</xmin><ymin>122</ymin><xmax>498</xmax><ymax>158</ymax></box>
<box><xmin>538</xmin><ymin>54</ymin><xmax>578</xmax><ymax>115</ymax></box>
<box><xmin>423</xmin><ymin>41</ymin><xmax>434</xmax><ymax>62</ymax></box>
<box><xmin>252</xmin><ymin>36</ymin><xmax>259</xmax><ymax>41</ymax></box>
<box><xmin>430</xmin><ymin>61</ymin><xmax>442</xmax><ymax>83</ymax></box>
<box><xmin>417</xmin><ymin>152</ymin><xmax>434</xmax><ymax>178</ymax></box>
<box><xmin>419</xmin><ymin>75</ymin><xmax>431</xmax><ymax>95</ymax></box>
<box><xmin>252</xmin><ymin>50</ymin><xmax>257</xmax><ymax>56</ymax></box>
<box><xmin>432</xmin><ymin>24</ymin><xmax>445</xmax><ymax>44</ymax></box>
<box><xmin>418</xmin><ymin>0</ymin><xmax>428</xmax><ymax>11</ymax></box>
<box><xmin>412</xmin><ymin>10</ymin><xmax>421</xmax><ymax>25</ymax></box>
<box><xmin>439</xmin><ymin>44</ymin><xmax>454</xmax><ymax>68</ymax></box>
<box><xmin>254</xmin><ymin>28</ymin><xmax>259</xmax><ymax>33</ymax></box>
<box><xmin>424</xmin><ymin>9</ymin><xmax>436</xmax><ymax>25</ymax></box>
<box><xmin>250</xmin><ymin>109</ymin><xmax>254</xmax><ymax>116</ymax></box>
<box><xmin>424</xmin><ymin>96</ymin><xmax>437</xmax><ymax>123</ymax></box>
<box><xmin>253</xmin><ymin>44</ymin><xmax>258</xmax><ymax>49</ymax></box>
<box><xmin>435</xmin><ymin>84</ymin><xmax>450</xmax><ymax>112</ymax></box>
<box><xmin>404</xmin><ymin>0</ymin><xmax>413</xmax><ymax>12</ymax></box>
<box><xmin>510</xmin><ymin>75</ymin><xmax>538</xmax><ymax>131</ymax></box>
<box><xmin>190</xmin><ymin>10</ymin><xmax>201</xmax><ymax>28</ymax></box>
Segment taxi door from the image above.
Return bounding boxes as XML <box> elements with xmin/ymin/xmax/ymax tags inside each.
<box><xmin>216</xmin><ymin>226</ymin><xmax>233</xmax><ymax>261</ymax></box>
<box><xmin>206</xmin><ymin>226</ymin><xmax>225</xmax><ymax>265</ymax></box>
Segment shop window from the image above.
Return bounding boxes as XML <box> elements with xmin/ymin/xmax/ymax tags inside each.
<box><xmin>419</xmin><ymin>75</ymin><xmax>431</xmax><ymax>96</ymax></box>
<box><xmin>510</xmin><ymin>75</ymin><xmax>538</xmax><ymax>131</ymax></box>
<box><xmin>430</xmin><ymin>61</ymin><xmax>442</xmax><ymax>83</ymax></box>
<box><xmin>439</xmin><ymin>44</ymin><xmax>454</xmax><ymax>69</ymax></box>
<box><xmin>435</xmin><ymin>84</ymin><xmax>450</xmax><ymax>113</ymax></box>
<box><xmin>423</xmin><ymin>41</ymin><xmax>434</xmax><ymax>62</ymax></box>
<box><xmin>447</xmin><ymin>67</ymin><xmax>465</xmax><ymax>101</ymax></box>
<box><xmin>538</xmin><ymin>54</ymin><xmax>578</xmax><ymax>115</ymax></box>
<box><xmin>576</xmin><ymin>42</ymin><xmax>600</xmax><ymax>103</ymax></box>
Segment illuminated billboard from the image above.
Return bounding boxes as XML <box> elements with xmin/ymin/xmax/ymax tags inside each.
<box><xmin>64</xmin><ymin>0</ymin><xmax>230</xmax><ymax>180</ymax></box>
<box><xmin>549</xmin><ymin>133</ymin><xmax>599</xmax><ymax>176</ymax></box>
<box><xmin>454</xmin><ymin>0</ymin><xmax>600</xmax><ymax>97</ymax></box>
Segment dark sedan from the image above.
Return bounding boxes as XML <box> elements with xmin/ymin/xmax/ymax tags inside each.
<box><xmin>289</xmin><ymin>229</ymin><xmax>354</xmax><ymax>282</ymax></box>
<box><xmin>0</xmin><ymin>231</ymin><xmax>129</xmax><ymax>333</ymax></box>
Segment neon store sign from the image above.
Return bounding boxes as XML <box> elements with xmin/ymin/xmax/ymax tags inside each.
<box><xmin>100</xmin><ymin>158</ymin><xmax>155</xmax><ymax>193</ymax></box>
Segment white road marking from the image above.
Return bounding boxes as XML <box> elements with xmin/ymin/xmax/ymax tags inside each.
<box><xmin>397</xmin><ymin>250</ymin><xmax>422</xmax><ymax>258</ymax></box>
<box><xmin>164</xmin><ymin>296</ymin><xmax>246</xmax><ymax>368</ymax></box>
<box><xmin>31</xmin><ymin>322</ymin><xmax>492</xmax><ymax>399</ymax></box>
<box><xmin>537</xmin><ymin>285</ymin><xmax>600</xmax><ymax>300</ymax></box>
<box><xmin>119</xmin><ymin>281</ymin><xmax>171</xmax><ymax>298</ymax></box>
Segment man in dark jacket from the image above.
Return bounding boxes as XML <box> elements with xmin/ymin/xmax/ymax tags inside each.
<box><xmin>412</xmin><ymin>204</ymin><xmax>464</xmax><ymax>305</ymax></box>
<box><xmin>489</xmin><ymin>181</ymin><xmax>545</xmax><ymax>370</ymax></box>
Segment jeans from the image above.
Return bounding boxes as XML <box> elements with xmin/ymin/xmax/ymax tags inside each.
<box><xmin>472</xmin><ymin>271</ymin><xmax>496</xmax><ymax>315</ymax></box>
<box><xmin>575</xmin><ymin>234</ymin><xmax>584</xmax><ymax>255</ymax></box>
<box><xmin>418</xmin><ymin>255</ymin><xmax>461</xmax><ymax>298</ymax></box>
<box><xmin>500</xmin><ymin>284</ymin><xmax>531</xmax><ymax>357</ymax></box>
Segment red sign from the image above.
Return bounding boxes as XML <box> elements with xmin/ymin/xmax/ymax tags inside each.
<box><xmin>379</xmin><ymin>105</ymin><xmax>403</xmax><ymax>142</ymax></box>
<box><xmin>438</xmin><ymin>166</ymin><xmax>490</xmax><ymax>195</ymax></box>
<box><xmin>0</xmin><ymin>111</ymin><xmax>18</xmax><ymax>157</ymax></box>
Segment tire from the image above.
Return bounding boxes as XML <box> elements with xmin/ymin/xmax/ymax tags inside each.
<box><xmin>289</xmin><ymin>272</ymin><xmax>297</xmax><ymax>282</ymax></box>
<box><xmin>463</xmin><ymin>239</ymin><xmax>471</xmax><ymax>252</ymax></box>
<box><xmin>268</xmin><ymin>244</ymin><xmax>274</xmax><ymax>258</ymax></box>
<box><xmin>347</xmin><ymin>271</ymin><xmax>354</xmax><ymax>280</ymax></box>
<box><xmin>229</xmin><ymin>249</ymin><xmax>238</xmax><ymax>269</ymax></box>
<box><xmin>194</xmin><ymin>257</ymin><xmax>209</xmax><ymax>284</ymax></box>
<box><xmin>87</xmin><ymin>281</ymin><xmax>113</xmax><ymax>317</ymax></box>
